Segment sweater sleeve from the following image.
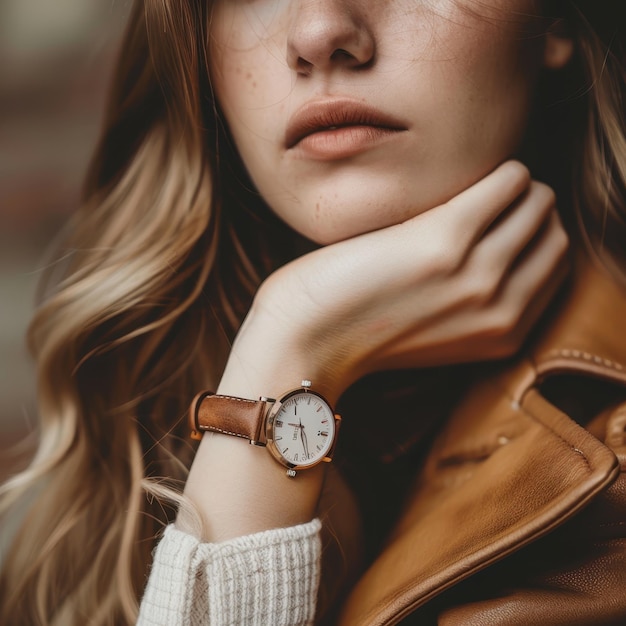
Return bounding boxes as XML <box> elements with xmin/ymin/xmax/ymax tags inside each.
<box><xmin>136</xmin><ymin>518</ymin><xmax>322</xmax><ymax>626</ymax></box>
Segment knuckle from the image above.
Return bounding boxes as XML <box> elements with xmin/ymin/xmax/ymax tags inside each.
<box><xmin>465</xmin><ymin>271</ymin><xmax>501</xmax><ymax>306</ymax></box>
<box><xmin>505</xmin><ymin>160</ymin><xmax>531</xmax><ymax>187</ymax></box>
<box><xmin>545</xmin><ymin>215</ymin><xmax>569</xmax><ymax>256</ymax></box>
<box><xmin>555</xmin><ymin>225</ymin><xmax>570</xmax><ymax>253</ymax></box>
<box><xmin>481</xmin><ymin>310</ymin><xmax>526</xmax><ymax>359</ymax></box>
<box><xmin>531</xmin><ymin>181</ymin><xmax>557</xmax><ymax>208</ymax></box>
<box><xmin>423</xmin><ymin>235</ymin><xmax>465</xmax><ymax>274</ymax></box>
<box><xmin>494</xmin><ymin>332</ymin><xmax>524</xmax><ymax>358</ymax></box>
<box><xmin>490</xmin><ymin>305</ymin><xmax>523</xmax><ymax>339</ymax></box>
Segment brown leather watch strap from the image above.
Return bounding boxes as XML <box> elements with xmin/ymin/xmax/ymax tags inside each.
<box><xmin>189</xmin><ymin>391</ymin><xmax>268</xmax><ymax>444</ymax></box>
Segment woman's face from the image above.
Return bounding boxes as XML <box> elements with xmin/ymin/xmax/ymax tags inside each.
<box><xmin>210</xmin><ymin>0</ymin><xmax>546</xmax><ymax>244</ymax></box>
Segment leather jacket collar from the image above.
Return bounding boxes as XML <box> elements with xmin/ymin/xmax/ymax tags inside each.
<box><xmin>338</xmin><ymin>254</ymin><xmax>626</xmax><ymax>625</ymax></box>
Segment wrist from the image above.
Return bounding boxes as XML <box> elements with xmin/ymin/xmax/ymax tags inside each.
<box><xmin>218</xmin><ymin>294</ymin><xmax>344</xmax><ymax>405</ymax></box>
<box><xmin>182</xmin><ymin>300</ymin><xmax>340</xmax><ymax>541</ymax></box>
<box><xmin>180</xmin><ymin>431</ymin><xmax>325</xmax><ymax>542</ymax></box>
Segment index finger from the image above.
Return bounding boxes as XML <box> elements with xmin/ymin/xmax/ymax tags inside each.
<box><xmin>420</xmin><ymin>160</ymin><xmax>531</xmax><ymax>248</ymax></box>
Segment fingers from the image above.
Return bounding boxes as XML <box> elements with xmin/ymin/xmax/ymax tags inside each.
<box><xmin>472</xmin><ymin>180</ymin><xmax>558</xmax><ymax>282</ymax></box>
<box><xmin>340</xmin><ymin>160</ymin><xmax>532</xmax><ymax>281</ymax></box>
<box><xmin>388</xmin><ymin>210</ymin><xmax>568</xmax><ymax>367</ymax></box>
<box><xmin>373</xmin><ymin>197</ymin><xmax>569</xmax><ymax>369</ymax></box>
<box><xmin>419</xmin><ymin>160</ymin><xmax>532</xmax><ymax>250</ymax></box>
<box><xmin>258</xmin><ymin>158</ymin><xmax>568</xmax><ymax>384</ymax></box>
<box><xmin>483</xmin><ymin>209</ymin><xmax>570</xmax><ymax>354</ymax></box>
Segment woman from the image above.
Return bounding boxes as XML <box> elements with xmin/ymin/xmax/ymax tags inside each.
<box><xmin>1</xmin><ymin>0</ymin><xmax>624</xmax><ymax>624</ymax></box>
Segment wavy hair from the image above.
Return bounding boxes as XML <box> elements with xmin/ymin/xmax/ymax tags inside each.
<box><xmin>0</xmin><ymin>1</ymin><xmax>624</xmax><ymax>624</ymax></box>
<box><xmin>536</xmin><ymin>1</ymin><xmax>626</xmax><ymax>277</ymax></box>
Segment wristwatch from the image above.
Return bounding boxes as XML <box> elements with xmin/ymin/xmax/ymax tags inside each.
<box><xmin>190</xmin><ymin>380</ymin><xmax>341</xmax><ymax>477</ymax></box>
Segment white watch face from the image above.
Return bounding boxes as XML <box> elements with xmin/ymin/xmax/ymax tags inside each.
<box><xmin>268</xmin><ymin>390</ymin><xmax>336</xmax><ymax>468</ymax></box>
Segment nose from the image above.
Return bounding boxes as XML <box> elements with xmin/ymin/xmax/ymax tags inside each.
<box><xmin>287</xmin><ymin>1</ymin><xmax>375</xmax><ymax>75</ymax></box>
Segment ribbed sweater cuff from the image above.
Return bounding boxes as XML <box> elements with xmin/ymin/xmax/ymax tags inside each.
<box><xmin>137</xmin><ymin>519</ymin><xmax>322</xmax><ymax>626</ymax></box>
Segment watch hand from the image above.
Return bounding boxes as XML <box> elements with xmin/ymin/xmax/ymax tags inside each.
<box><xmin>299</xmin><ymin>418</ymin><xmax>310</xmax><ymax>459</ymax></box>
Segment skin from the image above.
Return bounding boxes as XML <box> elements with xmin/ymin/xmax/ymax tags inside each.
<box><xmin>180</xmin><ymin>0</ymin><xmax>573</xmax><ymax>544</ymax></box>
<box><xmin>211</xmin><ymin>0</ymin><xmax>545</xmax><ymax>244</ymax></box>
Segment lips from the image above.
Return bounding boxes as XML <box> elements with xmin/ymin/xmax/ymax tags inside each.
<box><xmin>285</xmin><ymin>98</ymin><xmax>407</xmax><ymax>151</ymax></box>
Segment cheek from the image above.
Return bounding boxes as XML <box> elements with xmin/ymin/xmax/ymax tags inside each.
<box><xmin>210</xmin><ymin>7</ymin><xmax>292</xmax><ymax>100</ymax></box>
<box><xmin>210</xmin><ymin>13</ymin><xmax>294</xmax><ymax>168</ymax></box>
<box><xmin>411</xmin><ymin>14</ymin><xmax>540</xmax><ymax>161</ymax></box>
<box><xmin>211</xmin><ymin>40</ymin><xmax>269</xmax><ymax>122</ymax></box>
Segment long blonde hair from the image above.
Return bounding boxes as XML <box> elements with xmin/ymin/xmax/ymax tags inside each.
<box><xmin>1</xmin><ymin>1</ymin><xmax>625</xmax><ymax>624</ymax></box>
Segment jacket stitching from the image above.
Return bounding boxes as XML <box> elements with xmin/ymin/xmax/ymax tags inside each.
<box><xmin>521</xmin><ymin>410</ymin><xmax>593</xmax><ymax>471</ymax></box>
<box><xmin>542</xmin><ymin>349</ymin><xmax>625</xmax><ymax>372</ymax></box>
<box><xmin>491</xmin><ymin>362</ymin><xmax>595</xmax><ymax>473</ymax></box>
<box><xmin>493</xmin><ymin>356</ymin><xmax>603</xmax><ymax>473</ymax></box>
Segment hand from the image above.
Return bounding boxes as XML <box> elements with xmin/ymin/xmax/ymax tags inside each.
<box><xmin>182</xmin><ymin>160</ymin><xmax>567</xmax><ymax>542</ymax></box>
<box><xmin>228</xmin><ymin>160</ymin><xmax>568</xmax><ymax>404</ymax></box>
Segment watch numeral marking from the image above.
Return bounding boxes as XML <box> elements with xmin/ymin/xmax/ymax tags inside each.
<box><xmin>317</xmin><ymin>444</ymin><xmax>322</xmax><ymax>451</ymax></box>
<box><xmin>275</xmin><ymin>436</ymin><xmax>282</xmax><ymax>441</ymax></box>
<box><xmin>321</xmin><ymin>419</ymin><xmax>328</xmax><ymax>424</ymax></box>
<box><xmin>319</xmin><ymin>431</ymin><xmax>329</xmax><ymax>437</ymax></box>
<box><xmin>316</xmin><ymin>406</ymin><xmax>322</xmax><ymax>412</ymax></box>
<box><xmin>294</xmin><ymin>453</ymin><xmax>299</xmax><ymax>461</ymax></box>
<box><xmin>276</xmin><ymin>420</ymin><xmax>283</xmax><ymax>428</ymax></box>
<box><xmin>282</xmin><ymin>448</ymin><xmax>289</xmax><ymax>454</ymax></box>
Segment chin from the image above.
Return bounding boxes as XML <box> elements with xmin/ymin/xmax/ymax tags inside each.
<box><xmin>279</xmin><ymin>195</ymin><xmax>411</xmax><ymax>247</ymax></box>
<box><xmin>290</xmin><ymin>228</ymin><xmax>346</xmax><ymax>247</ymax></box>
<box><xmin>294</xmin><ymin>217</ymin><xmax>379</xmax><ymax>246</ymax></box>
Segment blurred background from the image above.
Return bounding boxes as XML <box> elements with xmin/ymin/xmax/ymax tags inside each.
<box><xmin>0</xmin><ymin>1</ymin><xmax>129</xmax><ymax>475</ymax></box>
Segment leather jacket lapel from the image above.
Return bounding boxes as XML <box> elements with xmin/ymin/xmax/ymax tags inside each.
<box><xmin>338</xmin><ymin>257</ymin><xmax>626</xmax><ymax>626</ymax></box>
<box><xmin>531</xmin><ymin>255</ymin><xmax>626</xmax><ymax>387</ymax></box>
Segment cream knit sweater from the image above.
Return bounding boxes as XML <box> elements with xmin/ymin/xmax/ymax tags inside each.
<box><xmin>137</xmin><ymin>519</ymin><xmax>322</xmax><ymax>626</ymax></box>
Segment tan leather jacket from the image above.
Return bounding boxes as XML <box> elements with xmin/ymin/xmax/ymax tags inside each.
<box><xmin>338</xmin><ymin>256</ymin><xmax>626</xmax><ymax>625</ymax></box>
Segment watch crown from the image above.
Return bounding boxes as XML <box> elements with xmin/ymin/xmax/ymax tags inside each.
<box><xmin>301</xmin><ymin>379</ymin><xmax>312</xmax><ymax>388</ymax></box>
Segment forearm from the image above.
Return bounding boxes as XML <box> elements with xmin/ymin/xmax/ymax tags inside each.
<box><xmin>178</xmin><ymin>305</ymin><xmax>330</xmax><ymax>543</ymax></box>
<box><xmin>178</xmin><ymin>160</ymin><xmax>567</xmax><ymax>541</ymax></box>
<box><xmin>179</xmin><ymin>432</ymin><xmax>325</xmax><ymax>542</ymax></box>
